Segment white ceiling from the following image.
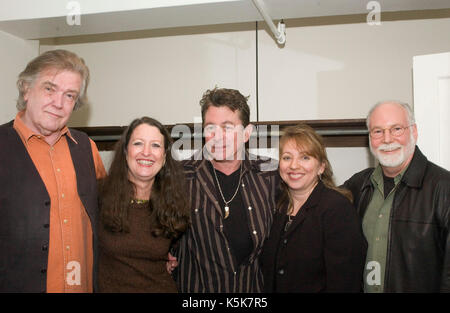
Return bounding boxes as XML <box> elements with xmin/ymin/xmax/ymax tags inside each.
<box><xmin>0</xmin><ymin>0</ymin><xmax>449</xmax><ymax>39</ymax></box>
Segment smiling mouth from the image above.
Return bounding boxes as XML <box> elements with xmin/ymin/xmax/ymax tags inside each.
<box><xmin>137</xmin><ymin>160</ymin><xmax>154</xmax><ymax>166</ymax></box>
<box><xmin>380</xmin><ymin>147</ymin><xmax>401</xmax><ymax>153</ymax></box>
<box><xmin>288</xmin><ymin>173</ymin><xmax>304</xmax><ymax>179</ymax></box>
<box><xmin>45</xmin><ymin>111</ymin><xmax>62</xmax><ymax>118</ymax></box>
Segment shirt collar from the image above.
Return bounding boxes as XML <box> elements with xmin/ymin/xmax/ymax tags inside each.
<box><xmin>13</xmin><ymin>111</ymin><xmax>77</xmax><ymax>146</ymax></box>
<box><xmin>370</xmin><ymin>162</ymin><xmax>408</xmax><ymax>188</ymax></box>
<box><xmin>190</xmin><ymin>148</ymin><xmax>254</xmax><ymax>175</ymax></box>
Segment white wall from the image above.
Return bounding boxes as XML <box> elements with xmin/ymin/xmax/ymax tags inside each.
<box><xmin>0</xmin><ymin>30</ymin><xmax>38</xmax><ymax>123</ymax></box>
<box><xmin>40</xmin><ymin>28</ymin><xmax>256</xmax><ymax>126</ymax></box>
<box><xmin>36</xmin><ymin>17</ymin><xmax>450</xmax><ymax>126</ymax></box>
<box><xmin>259</xmin><ymin>18</ymin><xmax>450</xmax><ymax>120</ymax></box>
<box><xmin>3</xmin><ymin>17</ymin><xmax>448</xmax><ymax>182</ymax></box>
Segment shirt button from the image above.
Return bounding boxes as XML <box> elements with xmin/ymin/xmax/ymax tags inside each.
<box><xmin>253</xmin><ymin>230</ymin><xmax>257</xmax><ymax>235</ymax></box>
<box><xmin>63</xmin><ymin>219</ymin><xmax>68</xmax><ymax>224</ymax></box>
<box><xmin>42</xmin><ymin>244</ymin><xmax>48</xmax><ymax>251</ymax></box>
<box><xmin>194</xmin><ymin>209</ymin><xmax>198</xmax><ymax>213</ymax></box>
<box><xmin>242</xmin><ymin>183</ymin><xmax>245</xmax><ymax>187</ymax></box>
<box><xmin>283</xmin><ymin>239</ymin><xmax>288</xmax><ymax>245</ymax></box>
<box><xmin>57</xmin><ymin>168</ymin><xmax>61</xmax><ymax>172</ymax></box>
<box><xmin>61</xmin><ymin>194</ymin><xmax>65</xmax><ymax>198</ymax></box>
<box><xmin>41</xmin><ymin>268</ymin><xmax>47</xmax><ymax>274</ymax></box>
<box><xmin>278</xmin><ymin>269</ymin><xmax>285</xmax><ymax>275</ymax></box>
<box><xmin>248</xmin><ymin>206</ymin><xmax>252</xmax><ymax>211</ymax></box>
<box><xmin>376</xmin><ymin>237</ymin><xmax>380</xmax><ymax>241</ymax></box>
<box><xmin>66</xmin><ymin>245</ymin><xmax>70</xmax><ymax>250</ymax></box>
<box><xmin>379</xmin><ymin>214</ymin><xmax>383</xmax><ymax>218</ymax></box>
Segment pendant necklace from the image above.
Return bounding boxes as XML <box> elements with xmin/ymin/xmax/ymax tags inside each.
<box><xmin>212</xmin><ymin>162</ymin><xmax>243</xmax><ymax>219</ymax></box>
<box><xmin>284</xmin><ymin>214</ymin><xmax>294</xmax><ymax>232</ymax></box>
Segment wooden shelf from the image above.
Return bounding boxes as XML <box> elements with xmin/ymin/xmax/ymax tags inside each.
<box><xmin>73</xmin><ymin>118</ymin><xmax>368</xmax><ymax>151</ymax></box>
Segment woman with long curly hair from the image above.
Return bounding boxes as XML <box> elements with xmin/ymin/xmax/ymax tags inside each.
<box><xmin>261</xmin><ymin>124</ymin><xmax>367</xmax><ymax>292</ymax></box>
<box><xmin>98</xmin><ymin>117</ymin><xmax>190</xmax><ymax>292</ymax></box>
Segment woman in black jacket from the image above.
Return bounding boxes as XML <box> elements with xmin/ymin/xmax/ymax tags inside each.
<box><xmin>261</xmin><ymin>124</ymin><xmax>367</xmax><ymax>292</ymax></box>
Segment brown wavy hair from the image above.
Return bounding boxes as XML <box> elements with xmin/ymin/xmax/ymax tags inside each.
<box><xmin>99</xmin><ymin>117</ymin><xmax>190</xmax><ymax>239</ymax></box>
<box><xmin>200</xmin><ymin>87</ymin><xmax>250</xmax><ymax>127</ymax></box>
<box><xmin>277</xmin><ymin>124</ymin><xmax>353</xmax><ymax>212</ymax></box>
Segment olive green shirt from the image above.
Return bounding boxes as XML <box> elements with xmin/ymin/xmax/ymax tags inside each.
<box><xmin>362</xmin><ymin>165</ymin><xmax>406</xmax><ymax>293</ymax></box>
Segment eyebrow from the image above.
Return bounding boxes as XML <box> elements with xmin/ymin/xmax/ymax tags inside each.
<box><xmin>204</xmin><ymin>121</ymin><xmax>237</xmax><ymax>126</ymax></box>
<box><xmin>371</xmin><ymin>123</ymin><xmax>403</xmax><ymax>129</ymax></box>
<box><xmin>42</xmin><ymin>81</ymin><xmax>80</xmax><ymax>94</ymax></box>
<box><xmin>131</xmin><ymin>137</ymin><xmax>163</xmax><ymax>143</ymax></box>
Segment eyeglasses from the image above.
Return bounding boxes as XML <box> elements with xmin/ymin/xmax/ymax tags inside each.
<box><xmin>369</xmin><ymin>125</ymin><xmax>413</xmax><ymax>139</ymax></box>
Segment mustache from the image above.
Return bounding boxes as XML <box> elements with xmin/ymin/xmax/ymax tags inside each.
<box><xmin>377</xmin><ymin>143</ymin><xmax>402</xmax><ymax>152</ymax></box>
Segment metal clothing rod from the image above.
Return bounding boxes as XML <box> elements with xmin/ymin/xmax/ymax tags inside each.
<box><xmin>251</xmin><ymin>0</ymin><xmax>286</xmax><ymax>45</ymax></box>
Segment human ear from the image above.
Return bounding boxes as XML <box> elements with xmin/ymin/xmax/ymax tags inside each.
<box><xmin>243</xmin><ymin>124</ymin><xmax>254</xmax><ymax>143</ymax></box>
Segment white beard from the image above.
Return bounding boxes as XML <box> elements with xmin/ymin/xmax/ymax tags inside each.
<box><xmin>370</xmin><ymin>132</ymin><xmax>416</xmax><ymax>168</ymax></box>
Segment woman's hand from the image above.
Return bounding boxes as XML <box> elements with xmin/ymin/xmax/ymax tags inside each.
<box><xmin>166</xmin><ymin>252</ymin><xmax>178</xmax><ymax>274</ymax></box>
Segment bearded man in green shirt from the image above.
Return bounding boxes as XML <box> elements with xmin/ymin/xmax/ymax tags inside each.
<box><xmin>343</xmin><ymin>101</ymin><xmax>449</xmax><ymax>293</ymax></box>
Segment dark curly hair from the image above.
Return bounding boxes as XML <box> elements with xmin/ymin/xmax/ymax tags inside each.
<box><xmin>200</xmin><ymin>87</ymin><xmax>250</xmax><ymax>127</ymax></box>
<box><xmin>99</xmin><ymin>116</ymin><xmax>190</xmax><ymax>239</ymax></box>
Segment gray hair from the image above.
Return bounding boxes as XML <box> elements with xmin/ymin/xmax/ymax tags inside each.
<box><xmin>16</xmin><ymin>49</ymin><xmax>90</xmax><ymax>111</ymax></box>
<box><xmin>366</xmin><ymin>100</ymin><xmax>415</xmax><ymax>130</ymax></box>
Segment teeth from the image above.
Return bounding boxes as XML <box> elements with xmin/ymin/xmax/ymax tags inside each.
<box><xmin>137</xmin><ymin>160</ymin><xmax>154</xmax><ymax>165</ymax></box>
<box><xmin>379</xmin><ymin>144</ymin><xmax>401</xmax><ymax>152</ymax></box>
<box><xmin>289</xmin><ymin>173</ymin><xmax>303</xmax><ymax>178</ymax></box>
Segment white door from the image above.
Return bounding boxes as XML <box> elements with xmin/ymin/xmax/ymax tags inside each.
<box><xmin>413</xmin><ymin>52</ymin><xmax>450</xmax><ymax>171</ymax></box>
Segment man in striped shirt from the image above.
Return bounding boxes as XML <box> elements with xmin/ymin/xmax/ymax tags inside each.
<box><xmin>172</xmin><ymin>87</ymin><xmax>278</xmax><ymax>292</ymax></box>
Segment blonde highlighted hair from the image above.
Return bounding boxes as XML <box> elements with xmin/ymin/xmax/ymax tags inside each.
<box><xmin>277</xmin><ymin>124</ymin><xmax>352</xmax><ymax>212</ymax></box>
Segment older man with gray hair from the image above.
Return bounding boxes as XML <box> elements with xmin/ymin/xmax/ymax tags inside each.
<box><xmin>0</xmin><ymin>50</ymin><xmax>106</xmax><ymax>292</ymax></box>
<box><xmin>343</xmin><ymin>100</ymin><xmax>449</xmax><ymax>293</ymax></box>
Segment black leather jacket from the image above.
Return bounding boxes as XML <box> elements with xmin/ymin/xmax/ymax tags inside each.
<box><xmin>343</xmin><ymin>146</ymin><xmax>449</xmax><ymax>292</ymax></box>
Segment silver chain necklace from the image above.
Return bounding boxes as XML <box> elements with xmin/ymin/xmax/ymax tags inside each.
<box><xmin>212</xmin><ymin>162</ymin><xmax>243</xmax><ymax>219</ymax></box>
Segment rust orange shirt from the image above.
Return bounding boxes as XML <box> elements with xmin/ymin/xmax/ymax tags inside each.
<box><xmin>13</xmin><ymin>112</ymin><xmax>106</xmax><ymax>293</ymax></box>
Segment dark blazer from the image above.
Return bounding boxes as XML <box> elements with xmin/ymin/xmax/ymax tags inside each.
<box><xmin>261</xmin><ymin>181</ymin><xmax>367</xmax><ymax>292</ymax></box>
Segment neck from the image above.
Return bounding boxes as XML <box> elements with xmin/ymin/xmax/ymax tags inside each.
<box><xmin>381</xmin><ymin>153</ymin><xmax>414</xmax><ymax>178</ymax></box>
<box><xmin>20</xmin><ymin>113</ymin><xmax>62</xmax><ymax>146</ymax></box>
<box><xmin>43</xmin><ymin>132</ymin><xmax>61</xmax><ymax>146</ymax></box>
<box><xmin>132</xmin><ymin>180</ymin><xmax>153</xmax><ymax>200</ymax></box>
<box><xmin>211</xmin><ymin>158</ymin><xmax>242</xmax><ymax>175</ymax></box>
<box><xmin>289</xmin><ymin>180</ymin><xmax>318</xmax><ymax>215</ymax></box>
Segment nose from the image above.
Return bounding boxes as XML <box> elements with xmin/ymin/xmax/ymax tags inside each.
<box><xmin>51</xmin><ymin>91</ymin><xmax>65</xmax><ymax>109</ymax></box>
<box><xmin>142</xmin><ymin>143</ymin><xmax>152</xmax><ymax>156</ymax></box>
<box><xmin>289</xmin><ymin>158</ymin><xmax>300</xmax><ymax>169</ymax></box>
<box><xmin>382</xmin><ymin>129</ymin><xmax>393</xmax><ymax>143</ymax></box>
<box><xmin>213</xmin><ymin>127</ymin><xmax>224</xmax><ymax>140</ymax></box>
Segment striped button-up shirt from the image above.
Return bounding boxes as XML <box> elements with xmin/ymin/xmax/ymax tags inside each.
<box><xmin>174</xmin><ymin>152</ymin><xmax>278</xmax><ymax>293</ymax></box>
